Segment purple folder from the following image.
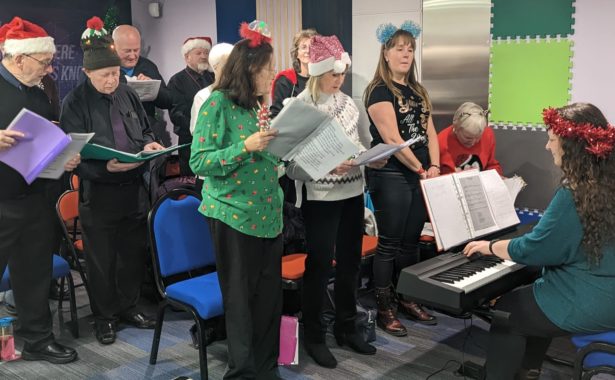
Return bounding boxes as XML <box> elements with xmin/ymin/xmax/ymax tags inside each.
<box><xmin>0</xmin><ymin>108</ymin><xmax>71</xmax><ymax>184</ymax></box>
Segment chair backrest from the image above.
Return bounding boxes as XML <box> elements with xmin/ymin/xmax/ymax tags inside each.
<box><xmin>70</xmin><ymin>173</ymin><xmax>79</xmax><ymax>190</ymax></box>
<box><xmin>57</xmin><ymin>190</ymin><xmax>79</xmax><ymax>222</ymax></box>
<box><xmin>149</xmin><ymin>189</ymin><xmax>216</xmax><ymax>284</ymax></box>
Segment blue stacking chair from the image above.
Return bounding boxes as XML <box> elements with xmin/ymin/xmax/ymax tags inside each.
<box><xmin>148</xmin><ymin>189</ymin><xmax>224</xmax><ymax>380</ymax></box>
<box><xmin>572</xmin><ymin>332</ymin><xmax>615</xmax><ymax>379</ymax></box>
<box><xmin>1</xmin><ymin>254</ymin><xmax>79</xmax><ymax>337</ymax></box>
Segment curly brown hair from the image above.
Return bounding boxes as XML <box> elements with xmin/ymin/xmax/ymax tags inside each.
<box><xmin>555</xmin><ymin>103</ymin><xmax>615</xmax><ymax>265</ymax></box>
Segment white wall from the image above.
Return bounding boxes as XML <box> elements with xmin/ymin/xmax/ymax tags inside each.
<box><xmin>130</xmin><ymin>0</ymin><xmax>217</xmax><ymax>82</ymax></box>
<box><xmin>351</xmin><ymin>0</ymin><xmax>422</xmax><ymax>100</ymax></box>
<box><xmin>571</xmin><ymin>0</ymin><xmax>615</xmax><ymax>123</ymax></box>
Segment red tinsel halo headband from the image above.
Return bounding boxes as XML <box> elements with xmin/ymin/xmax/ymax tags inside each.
<box><xmin>542</xmin><ymin>107</ymin><xmax>615</xmax><ymax>159</ymax></box>
<box><xmin>239</xmin><ymin>20</ymin><xmax>272</xmax><ymax>48</ymax></box>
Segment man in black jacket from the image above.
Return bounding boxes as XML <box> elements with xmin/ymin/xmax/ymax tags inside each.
<box><xmin>112</xmin><ymin>24</ymin><xmax>173</xmax><ymax>146</ymax></box>
<box><xmin>60</xmin><ymin>17</ymin><xmax>162</xmax><ymax>345</ymax></box>
<box><xmin>0</xmin><ymin>16</ymin><xmax>79</xmax><ymax>364</ymax></box>
<box><xmin>168</xmin><ymin>36</ymin><xmax>215</xmax><ymax>176</ymax></box>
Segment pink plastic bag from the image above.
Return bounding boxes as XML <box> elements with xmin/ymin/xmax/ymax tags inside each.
<box><xmin>277</xmin><ymin>315</ymin><xmax>298</xmax><ymax>365</ymax></box>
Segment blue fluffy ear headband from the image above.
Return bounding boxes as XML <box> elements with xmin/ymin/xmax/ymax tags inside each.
<box><xmin>376</xmin><ymin>20</ymin><xmax>421</xmax><ymax>45</ymax></box>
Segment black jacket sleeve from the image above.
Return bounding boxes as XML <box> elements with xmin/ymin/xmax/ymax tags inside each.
<box><xmin>168</xmin><ymin>73</ymin><xmax>191</xmax><ymax>137</ymax></box>
<box><xmin>59</xmin><ymin>93</ymin><xmax>111</xmax><ymax>182</ymax></box>
<box><xmin>270</xmin><ymin>76</ymin><xmax>294</xmax><ymax>118</ymax></box>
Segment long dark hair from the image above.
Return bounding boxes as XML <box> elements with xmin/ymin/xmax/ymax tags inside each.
<box><xmin>556</xmin><ymin>103</ymin><xmax>615</xmax><ymax>264</ymax></box>
<box><xmin>214</xmin><ymin>38</ymin><xmax>273</xmax><ymax>109</ymax></box>
<box><xmin>363</xmin><ymin>29</ymin><xmax>431</xmax><ymax>113</ymax></box>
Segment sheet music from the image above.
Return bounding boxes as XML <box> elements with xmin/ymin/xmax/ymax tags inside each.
<box><xmin>503</xmin><ymin>175</ymin><xmax>526</xmax><ymax>204</ymax></box>
<box><xmin>456</xmin><ymin>174</ymin><xmax>497</xmax><ymax>235</ymax></box>
<box><xmin>421</xmin><ymin>176</ymin><xmax>472</xmax><ymax>250</ymax></box>
<box><xmin>267</xmin><ymin>98</ymin><xmax>331</xmax><ymax>159</ymax></box>
<box><xmin>38</xmin><ymin>133</ymin><xmax>94</xmax><ymax>179</ymax></box>
<box><xmin>291</xmin><ymin>118</ymin><xmax>358</xmax><ymax>180</ymax></box>
<box><xmin>125</xmin><ymin>76</ymin><xmax>161</xmax><ymax>101</ymax></box>
<box><xmin>352</xmin><ymin>136</ymin><xmax>423</xmax><ymax>166</ymax></box>
<box><xmin>481</xmin><ymin>170</ymin><xmax>521</xmax><ymax>228</ymax></box>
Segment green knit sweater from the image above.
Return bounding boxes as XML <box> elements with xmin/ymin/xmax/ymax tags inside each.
<box><xmin>509</xmin><ymin>187</ymin><xmax>615</xmax><ymax>333</ymax></box>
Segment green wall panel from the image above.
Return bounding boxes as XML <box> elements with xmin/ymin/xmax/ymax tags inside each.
<box><xmin>489</xmin><ymin>40</ymin><xmax>572</xmax><ymax>125</ymax></box>
<box><xmin>492</xmin><ymin>0</ymin><xmax>574</xmax><ymax>38</ymax></box>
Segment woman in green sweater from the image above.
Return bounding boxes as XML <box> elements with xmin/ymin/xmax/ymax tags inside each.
<box><xmin>464</xmin><ymin>103</ymin><xmax>615</xmax><ymax>379</ymax></box>
<box><xmin>189</xmin><ymin>21</ymin><xmax>282</xmax><ymax>379</ymax></box>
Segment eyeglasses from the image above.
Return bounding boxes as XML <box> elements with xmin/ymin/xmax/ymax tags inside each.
<box><xmin>24</xmin><ymin>54</ymin><xmax>54</xmax><ymax>68</ymax></box>
<box><xmin>460</xmin><ymin>109</ymin><xmax>490</xmax><ymax>119</ymax></box>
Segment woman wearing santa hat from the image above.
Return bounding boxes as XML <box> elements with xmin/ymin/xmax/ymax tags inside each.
<box><xmin>286</xmin><ymin>35</ymin><xmax>385</xmax><ymax>368</ymax></box>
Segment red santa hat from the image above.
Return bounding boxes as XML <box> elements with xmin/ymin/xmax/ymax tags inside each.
<box><xmin>308</xmin><ymin>35</ymin><xmax>351</xmax><ymax>77</ymax></box>
<box><xmin>0</xmin><ymin>17</ymin><xmax>56</xmax><ymax>56</ymax></box>
<box><xmin>181</xmin><ymin>36</ymin><xmax>212</xmax><ymax>56</ymax></box>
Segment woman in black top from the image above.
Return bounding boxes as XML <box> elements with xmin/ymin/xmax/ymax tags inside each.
<box><xmin>363</xmin><ymin>22</ymin><xmax>440</xmax><ymax>336</ymax></box>
<box><xmin>270</xmin><ymin>28</ymin><xmax>318</xmax><ymax>117</ymax></box>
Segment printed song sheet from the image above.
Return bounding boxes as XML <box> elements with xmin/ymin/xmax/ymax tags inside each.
<box><xmin>421</xmin><ymin>176</ymin><xmax>472</xmax><ymax>250</ymax></box>
<box><xmin>291</xmin><ymin>118</ymin><xmax>358</xmax><ymax>180</ymax></box>
<box><xmin>125</xmin><ymin>76</ymin><xmax>161</xmax><ymax>101</ymax></box>
<box><xmin>38</xmin><ymin>133</ymin><xmax>94</xmax><ymax>179</ymax></box>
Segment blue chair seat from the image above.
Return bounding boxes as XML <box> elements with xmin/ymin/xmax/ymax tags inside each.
<box><xmin>0</xmin><ymin>270</ymin><xmax>9</xmax><ymax>292</ymax></box>
<box><xmin>166</xmin><ymin>273</ymin><xmax>224</xmax><ymax>320</ymax></box>
<box><xmin>52</xmin><ymin>255</ymin><xmax>71</xmax><ymax>278</ymax></box>
<box><xmin>1</xmin><ymin>254</ymin><xmax>71</xmax><ymax>292</ymax></box>
<box><xmin>572</xmin><ymin>331</ymin><xmax>615</xmax><ymax>368</ymax></box>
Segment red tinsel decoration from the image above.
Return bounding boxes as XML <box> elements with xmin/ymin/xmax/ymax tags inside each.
<box><xmin>239</xmin><ymin>22</ymin><xmax>272</xmax><ymax>48</ymax></box>
<box><xmin>86</xmin><ymin>16</ymin><xmax>104</xmax><ymax>31</ymax></box>
<box><xmin>543</xmin><ymin>107</ymin><xmax>615</xmax><ymax>159</ymax></box>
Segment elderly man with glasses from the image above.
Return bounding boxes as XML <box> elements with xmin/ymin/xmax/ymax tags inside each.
<box><xmin>0</xmin><ymin>16</ymin><xmax>79</xmax><ymax>364</ymax></box>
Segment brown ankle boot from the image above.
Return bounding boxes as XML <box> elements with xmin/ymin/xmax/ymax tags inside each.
<box><xmin>397</xmin><ymin>297</ymin><xmax>437</xmax><ymax>325</ymax></box>
<box><xmin>375</xmin><ymin>287</ymin><xmax>407</xmax><ymax>337</ymax></box>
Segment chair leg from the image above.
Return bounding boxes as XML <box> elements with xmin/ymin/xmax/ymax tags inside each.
<box><xmin>58</xmin><ymin>276</ymin><xmax>66</xmax><ymax>311</ymax></box>
<box><xmin>197</xmin><ymin>318</ymin><xmax>209</xmax><ymax>380</ymax></box>
<box><xmin>66</xmin><ymin>274</ymin><xmax>79</xmax><ymax>338</ymax></box>
<box><xmin>73</xmin><ymin>251</ymin><xmax>89</xmax><ymax>295</ymax></box>
<box><xmin>149</xmin><ymin>302</ymin><xmax>167</xmax><ymax>365</ymax></box>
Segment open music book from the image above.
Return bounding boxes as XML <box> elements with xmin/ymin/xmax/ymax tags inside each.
<box><xmin>0</xmin><ymin>108</ymin><xmax>93</xmax><ymax>183</ymax></box>
<box><xmin>267</xmin><ymin>98</ymin><xmax>358</xmax><ymax>180</ymax></box>
<box><xmin>80</xmin><ymin>143</ymin><xmax>188</xmax><ymax>163</ymax></box>
<box><xmin>421</xmin><ymin>169</ymin><xmax>520</xmax><ymax>251</ymax></box>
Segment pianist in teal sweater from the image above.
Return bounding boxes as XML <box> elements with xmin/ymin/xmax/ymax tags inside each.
<box><xmin>464</xmin><ymin>102</ymin><xmax>615</xmax><ymax>379</ymax></box>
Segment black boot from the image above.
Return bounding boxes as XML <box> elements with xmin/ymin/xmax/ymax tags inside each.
<box><xmin>375</xmin><ymin>286</ymin><xmax>407</xmax><ymax>337</ymax></box>
<box><xmin>304</xmin><ymin>341</ymin><xmax>337</xmax><ymax>368</ymax></box>
<box><xmin>333</xmin><ymin>326</ymin><xmax>376</xmax><ymax>355</ymax></box>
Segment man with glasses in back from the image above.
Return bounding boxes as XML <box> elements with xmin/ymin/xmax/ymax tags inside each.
<box><xmin>0</xmin><ymin>16</ymin><xmax>79</xmax><ymax>364</ymax></box>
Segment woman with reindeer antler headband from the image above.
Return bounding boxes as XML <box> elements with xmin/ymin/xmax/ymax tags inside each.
<box><xmin>189</xmin><ymin>20</ymin><xmax>283</xmax><ymax>379</ymax></box>
<box><xmin>362</xmin><ymin>20</ymin><xmax>439</xmax><ymax>337</ymax></box>
<box><xmin>464</xmin><ymin>103</ymin><xmax>615</xmax><ymax>379</ymax></box>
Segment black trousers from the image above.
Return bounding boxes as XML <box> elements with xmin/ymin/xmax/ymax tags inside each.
<box><xmin>207</xmin><ymin>218</ymin><xmax>283</xmax><ymax>380</ymax></box>
<box><xmin>79</xmin><ymin>180</ymin><xmax>149</xmax><ymax>321</ymax></box>
<box><xmin>485</xmin><ymin>284</ymin><xmax>569</xmax><ymax>379</ymax></box>
<box><xmin>0</xmin><ymin>192</ymin><xmax>55</xmax><ymax>349</ymax></box>
<box><xmin>301</xmin><ymin>195</ymin><xmax>364</xmax><ymax>341</ymax></box>
<box><xmin>367</xmin><ymin>169</ymin><xmax>427</xmax><ymax>289</ymax></box>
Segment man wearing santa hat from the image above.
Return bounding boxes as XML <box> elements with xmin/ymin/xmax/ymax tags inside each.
<box><xmin>168</xmin><ymin>36</ymin><xmax>215</xmax><ymax>176</ymax></box>
<box><xmin>0</xmin><ymin>16</ymin><xmax>79</xmax><ymax>364</ymax></box>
